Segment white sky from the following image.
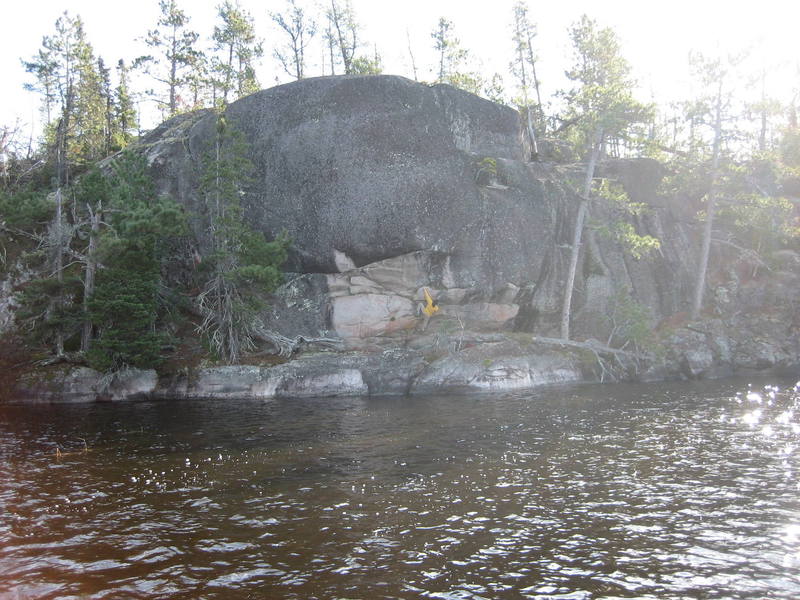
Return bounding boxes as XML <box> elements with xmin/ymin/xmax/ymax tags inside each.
<box><xmin>2</xmin><ymin>0</ymin><xmax>799</xmax><ymax>137</ymax></box>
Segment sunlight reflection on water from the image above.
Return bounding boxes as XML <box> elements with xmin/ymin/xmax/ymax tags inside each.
<box><xmin>1</xmin><ymin>377</ymin><xmax>800</xmax><ymax>599</ymax></box>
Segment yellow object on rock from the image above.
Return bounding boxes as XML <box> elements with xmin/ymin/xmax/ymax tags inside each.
<box><xmin>422</xmin><ymin>287</ymin><xmax>439</xmax><ymax>317</ymax></box>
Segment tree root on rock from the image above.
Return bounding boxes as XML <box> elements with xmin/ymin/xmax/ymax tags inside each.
<box><xmin>252</xmin><ymin>327</ymin><xmax>343</xmax><ymax>358</ymax></box>
<box><xmin>532</xmin><ymin>336</ymin><xmax>646</xmax><ymax>382</ymax></box>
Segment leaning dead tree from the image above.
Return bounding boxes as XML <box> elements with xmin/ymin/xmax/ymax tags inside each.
<box><xmin>533</xmin><ymin>335</ymin><xmax>648</xmax><ymax>382</ymax></box>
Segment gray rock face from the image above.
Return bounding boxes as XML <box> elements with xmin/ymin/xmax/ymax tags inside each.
<box><xmin>138</xmin><ymin>75</ymin><xmax>722</xmax><ymax>346</ymax></box>
<box><xmin>13</xmin><ymin>367</ymin><xmax>157</xmax><ymax>403</ymax></box>
<box><xmin>142</xmin><ymin>75</ymin><xmax>564</xmax><ymax>302</ymax></box>
<box><xmin>10</xmin><ymin>340</ymin><xmax>588</xmax><ymax>403</ymax></box>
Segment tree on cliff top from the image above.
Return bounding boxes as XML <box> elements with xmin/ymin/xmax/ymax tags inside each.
<box><xmin>271</xmin><ymin>0</ymin><xmax>316</xmax><ymax>81</ymax></box>
<box><xmin>509</xmin><ymin>1</ymin><xmax>544</xmax><ymax>156</ymax></box>
<box><xmin>211</xmin><ymin>1</ymin><xmax>263</xmax><ymax>106</ymax></box>
<box><xmin>326</xmin><ymin>0</ymin><xmax>359</xmax><ymax>75</ymax></box>
<box><xmin>431</xmin><ymin>17</ymin><xmax>482</xmax><ymax>95</ymax></box>
<box><xmin>24</xmin><ymin>12</ymin><xmax>114</xmax><ymax>177</ymax></box>
<box><xmin>558</xmin><ymin>15</ymin><xmax>651</xmax><ymax>341</ymax></box>
<box><xmin>135</xmin><ymin>0</ymin><xmax>201</xmax><ymax>118</ymax></box>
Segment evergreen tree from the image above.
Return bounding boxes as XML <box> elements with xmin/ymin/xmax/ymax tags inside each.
<box><xmin>22</xmin><ymin>49</ymin><xmax>59</xmax><ymax>126</ymax></box>
<box><xmin>509</xmin><ymin>1</ymin><xmax>544</xmax><ymax>155</ymax></box>
<box><xmin>558</xmin><ymin>15</ymin><xmax>651</xmax><ymax>340</ymax></box>
<box><xmin>24</xmin><ymin>12</ymin><xmax>108</xmax><ymax>180</ymax></box>
<box><xmin>97</xmin><ymin>58</ymin><xmax>114</xmax><ymax>156</ymax></box>
<box><xmin>136</xmin><ymin>0</ymin><xmax>201</xmax><ymax>117</ymax></box>
<box><xmin>211</xmin><ymin>1</ymin><xmax>263</xmax><ymax>106</ymax></box>
<box><xmin>780</xmin><ymin>104</ymin><xmax>800</xmax><ymax>167</ymax></box>
<box><xmin>431</xmin><ymin>17</ymin><xmax>481</xmax><ymax>94</ymax></box>
<box><xmin>114</xmin><ymin>59</ymin><xmax>138</xmax><ymax>146</ymax></box>
<box><xmin>196</xmin><ymin>113</ymin><xmax>288</xmax><ymax>363</ymax></box>
<box><xmin>680</xmin><ymin>52</ymin><xmax>750</xmax><ymax>319</ymax></box>
<box><xmin>87</xmin><ymin>152</ymin><xmax>186</xmax><ymax>370</ymax></box>
<box><xmin>746</xmin><ymin>68</ymin><xmax>783</xmax><ymax>155</ymax></box>
<box><xmin>350</xmin><ymin>47</ymin><xmax>383</xmax><ymax>75</ymax></box>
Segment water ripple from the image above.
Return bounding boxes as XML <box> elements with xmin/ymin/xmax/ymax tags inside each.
<box><xmin>1</xmin><ymin>378</ymin><xmax>800</xmax><ymax>598</ymax></box>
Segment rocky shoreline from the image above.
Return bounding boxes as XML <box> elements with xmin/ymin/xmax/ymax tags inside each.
<box><xmin>3</xmin><ymin>76</ymin><xmax>798</xmax><ymax>403</ymax></box>
<box><xmin>9</xmin><ymin>321</ymin><xmax>799</xmax><ymax>403</ymax></box>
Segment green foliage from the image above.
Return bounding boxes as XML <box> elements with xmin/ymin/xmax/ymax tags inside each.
<box><xmin>86</xmin><ymin>246</ymin><xmax>165</xmax><ymax>371</ymax></box>
<box><xmin>136</xmin><ymin>0</ymin><xmax>202</xmax><ymax>117</ymax></box>
<box><xmin>16</xmin><ymin>275</ymin><xmax>83</xmax><ymax>349</ymax></box>
<box><xmin>0</xmin><ymin>187</ymin><xmax>54</xmax><ymax>230</ymax></box>
<box><xmin>607</xmin><ymin>222</ymin><xmax>661</xmax><ymax>259</ymax></box>
<box><xmin>560</xmin><ymin>15</ymin><xmax>652</xmax><ymax>153</ymax></box>
<box><xmin>105</xmin><ymin>153</ymin><xmax>185</xmax><ymax>244</ymax></box>
<box><xmin>509</xmin><ymin>2</ymin><xmax>544</xmax><ymax>129</ymax></box>
<box><xmin>431</xmin><ymin>17</ymin><xmax>482</xmax><ymax>94</ymax></box>
<box><xmin>326</xmin><ymin>0</ymin><xmax>360</xmax><ymax>75</ymax></box>
<box><xmin>83</xmin><ymin>152</ymin><xmax>186</xmax><ymax>370</ymax></box>
<box><xmin>474</xmin><ymin>157</ymin><xmax>498</xmax><ymax>185</ymax></box>
<box><xmin>113</xmin><ymin>59</ymin><xmax>138</xmax><ymax>146</ymax></box>
<box><xmin>483</xmin><ymin>74</ymin><xmax>506</xmax><ymax>105</ymax></box>
<box><xmin>606</xmin><ymin>289</ymin><xmax>659</xmax><ymax>354</ymax></box>
<box><xmin>780</xmin><ymin>124</ymin><xmax>800</xmax><ymax>168</ymax></box>
<box><xmin>72</xmin><ymin>166</ymin><xmax>110</xmax><ymax>209</ymax></box>
<box><xmin>211</xmin><ymin>1</ymin><xmax>262</xmax><ymax>105</ymax></box>
<box><xmin>593</xmin><ymin>179</ymin><xmax>660</xmax><ymax>258</ymax></box>
<box><xmin>23</xmin><ymin>11</ymin><xmax>135</xmax><ymax>182</ymax></box>
<box><xmin>658</xmin><ymin>154</ymin><xmax>710</xmax><ymax>202</ymax></box>
<box><xmin>10</xmin><ymin>151</ymin><xmax>186</xmax><ymax>369</ymax></box>
<box><xmin>717</xmin><ymin>192</ymin><xmax>799</xmax><ymax>250</ymax></box>
<box><xmin>350</xmin><ymin>54</ymin><xmax>382</xmax><ymax>75</ymax></box>
<box><xmin>236</xmin><ymin>229</ymin><xmax>290</xmax><ymax>287</ymax></box>
<box><xmin>196</xmin><ymin>113</ymin><xmax>288</xmax><ymax>363</ymax></box>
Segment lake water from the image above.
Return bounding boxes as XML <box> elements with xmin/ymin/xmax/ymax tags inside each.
<box><xmin>2</xmin><ymin>378</ymin><xmax>800</xmax><ymax>599</ymax></box>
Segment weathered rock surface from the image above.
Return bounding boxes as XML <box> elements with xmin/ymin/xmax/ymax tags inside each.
<box><xmin>2</xmin><ymin>75</ymin><xmax>799</xmax><ymax>403</ymax></box>
<box><xmin>13</xmin><ymin>367</ymin><xmax>157</xmax><ymax>403</ymax></box>
<box><xmin>140</xmin><ymin>76</ymin><xmax>578</xmax><ymax>336</ymax></box>
<box><xmin>9</xmin><ymin>338</ymin><xmax>589</xmax><ymax>402</ymax></box>
<box><xmin>137</xmin><ymin>75</ymin><xmax>717</xmax><ymax>347</ymax></box>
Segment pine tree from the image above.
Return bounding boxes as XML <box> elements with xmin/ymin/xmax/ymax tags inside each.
<box><xmin>21</xmin><ymin>12</ymin><xmax>107</xmax><ymax>356</ymax></box>
<box><xmin>86</xmin><ymin>152</ymin><xmax>186</xmax><ymax>370</ymax></box>
<box><xmin>196</xmin><ymin>113</ymin><xmax>288</xmax><ymax>363</ymax></box>
<box><xmin>558</xmin><ymin>15</ymin><xmax>651</xmax><ymax>340</ymax></box>
<box><xmin>22</xmin><ymin>49</ymin><xmax>58</xmax><ymax>126</ymax></box>
<box><xmin>509</xmin><ymin>1</ymin><xmax>544</xmax><ymax>155</ymax></box>
<box><xmin>431</xmin><ymin>17</ymin><xmax>481</xmax><ymax>94</ymax></box>
<box><xmin>24</xmin><ymin>12</ymin><xmax>108</xmax><ymax>180</ymax></box>
<box><xmin>211</xmin><ymin>1</ymin><xmax>263</xmax><ymax>106</ymax></box>
<box><xmin>684</xmin><ymin>52</ymin><xmax>748</xmax><ymax>319</ymax></box>
<box><xmin>114</xmin><ymin>59</ymin><xmax>138</xmax><ymax>146</ymax></box>
<box><xmin>136</xmin><ymin>0</ymin><xmax>201</xmax><ymax>117</ymax></box>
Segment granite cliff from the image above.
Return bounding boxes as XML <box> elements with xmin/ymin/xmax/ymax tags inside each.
<box><xmin>6</xmin><ymin>75</ymin><xmax>799</xmax><ymax>402</ymax></box>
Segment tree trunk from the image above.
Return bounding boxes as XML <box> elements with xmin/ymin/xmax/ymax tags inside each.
<box><xmin>690</xmin><ymin>79</ymin><xmax>723</xmax><ymax>320</ymax></box>
<box><xmin>406</xmin><ymin>29</ymin><xmax>418</xmax><ymax>81</ymax></box>
<box><xmin>526</xmin><ymin>31</ymin><xmax>544</xmax><ymax>134</ymax></box>
<box><xmin>526</xmin><ymin>108</ymin><xmax>539</xmax><ymax>160</ymax></box>
<box><xmin>54</xmin><ymin>187</ymin><xmax>65</xmax><ymax>357</ymax></box>
<box><xmin>169</xmin><ymin>33</ymin><xmax>178</xmax><ymax>115</ymax></box>
<box><xmin>81</xmin><ymin>202</ymin><xmax>101</xmax><ymax>352</ymax></box>
<box><xmin>560</xmin><ymin>127</ymin><xmax>603</xmax><ymax>340</ymax></box>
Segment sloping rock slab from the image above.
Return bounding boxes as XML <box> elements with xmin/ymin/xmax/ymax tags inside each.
<box><xmin>411</xmin><ymin>340</ymin><xmax>586</xmax><ymax>394</ymax></box>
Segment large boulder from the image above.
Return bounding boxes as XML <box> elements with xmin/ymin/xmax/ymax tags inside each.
<box><xmin>140</xmin><ymin>75</ymin><xmax>566</xmax><ymax>300</ymax></box>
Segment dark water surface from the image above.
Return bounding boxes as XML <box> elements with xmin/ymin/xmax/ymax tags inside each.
<box><xmin>2</xmin><ymin>378</ymin><xmax>800</xmax><ymax>599</ymax></box>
